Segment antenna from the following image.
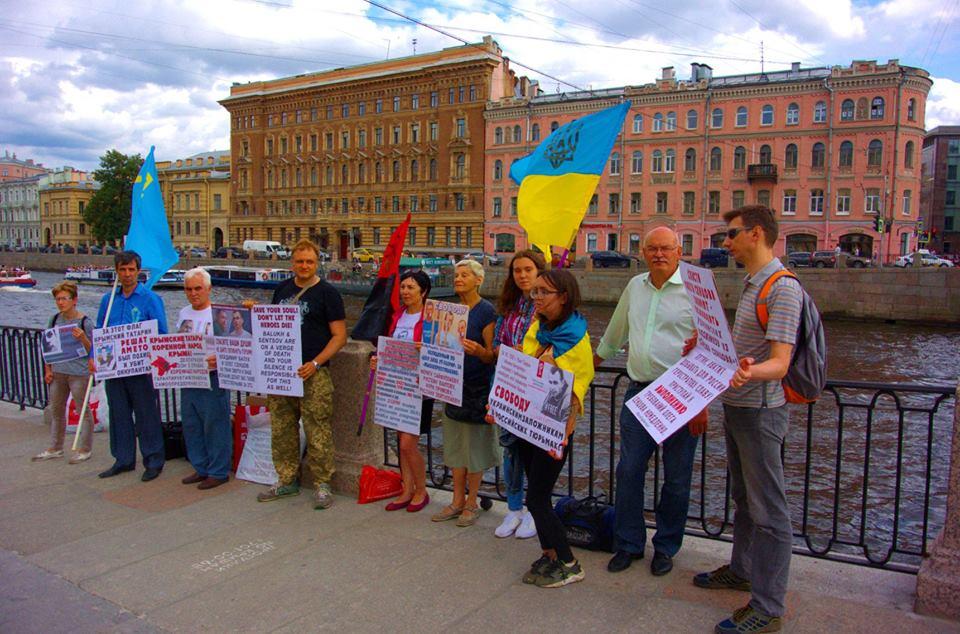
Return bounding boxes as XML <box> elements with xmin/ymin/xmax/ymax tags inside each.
<box><xmin>412</xmin><ymin>38</ymin><xmax>417</xmax><ymax>55</ymax></box>
<box><xmin>760</xmin><ymin>41</ymin><xmax>765</xmax><ymax>73</ymax></box>
<box><xmin>385</xmin><ymin>38</ymin><xmax>391</xmax><ymax>59</ymax></box>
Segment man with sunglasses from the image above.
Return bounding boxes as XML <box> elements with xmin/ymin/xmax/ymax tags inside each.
<box><xmin>594</xmin><ymin>227</ymin><xmax>706</xmax><ymax>578</ymax></box>
<box><xmin>694</xmin><ymin>206</ymin><xmax>802</xmax><ymax>634</ymax></box>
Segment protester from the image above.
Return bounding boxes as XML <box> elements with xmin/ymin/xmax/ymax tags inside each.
<box><xmin>369</xmin><ymin>270</ymin><xmax>433</xmax><ymax>513</ymax></box>
<box><xmin>594</xmin><ymin>227</ymin><xmax>705</xmax><ymax>577</ymax></box>
<box><xmin>517</xmin><ymin>269</ymin><xmax>594</xmax><ymax>588</ymax></box>
<box><xmin>694</xmin><ymin>206</ymin><xmax>801</xmax><ymax>634</ymax></box>
<box><xmin>177</xmin><ymin>268</ymin><xmax>232</xmax><ymax>490</ymax></box>
<box><xmin>92</xmin><ymin>251</ymin><xmax>168</xmax><ymax>482</ymax></box>
<box><xmin>492</xmin><ymin>249</ymin><xmax>545</xmax><ymax>539</ymax></box>
<box><xmin>430</xmin><ymin>259</ymin><xmax>498</xmax><ymax>528</ymax></box>
<box><xmin>256</xmin><ymin>239</ymin><xmax>347</xmax><ymax>509</ymax></box>
<box><xmin>33</xmin><ymin>280</ymin><xmax>94</xmax><ymax>464</ymax></box>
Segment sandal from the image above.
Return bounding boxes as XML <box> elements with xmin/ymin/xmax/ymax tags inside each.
<box><xmin>430</xmin><ymin>504</ymin><xmax>464</xmax><ymax>522</ymax></box>
<box><xmin>455</xmin><ymin>506</ymin><xmax>480</xmax><ymax>527</ymax></box>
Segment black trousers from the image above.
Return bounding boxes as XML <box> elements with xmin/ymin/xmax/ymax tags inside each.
<box><xmin>519</xmin><ymin>437</ymin><xmax>573</xmax><ymax>563</ymax></box>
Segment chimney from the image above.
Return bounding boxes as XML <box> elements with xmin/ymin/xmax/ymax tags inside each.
<box><xmin>662</xmin><ymin>66</ymin><xmax>675</xmax><ymax>80</ymax></box>
<box><xmin>699</xmin><ymin>64</ymin><xmax>713</xmax><ymax>81</ymax></box>
<box><xmin>690</xmin><ymin>63</ymin><xmax>700</xmax><ymax>81</ymax></box>
<box><xmin>791</xmin><ymin>62</ymin><xmax>801</xmax><ymax>73</ymax></box>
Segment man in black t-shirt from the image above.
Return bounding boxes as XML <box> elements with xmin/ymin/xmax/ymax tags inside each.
<box><xmin>256</xmin><ymin>240</ymin><xmax>347</xmax><ymax>509</ymax></box>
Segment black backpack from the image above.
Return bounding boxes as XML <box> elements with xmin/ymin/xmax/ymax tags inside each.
<box><xmin>553</xmin><ymin>495</ymin><xmax>616</xmax><ymax>552</ymax></box>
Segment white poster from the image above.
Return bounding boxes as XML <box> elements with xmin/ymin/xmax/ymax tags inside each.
<box><xmin>92</xmin><ymin>320</ymin><xmax>158</xmax><ymax>380</ymax></box>
<box><xmin>373</xmin><ymin>337</ymin><xmax>423</xmax><ymax>435</ymax></box>
<box><xmin>625</xmin><ymin>262</ymin><xmax>738</xmax><ymax>444</ymax></box>
<box><xmin>488</xmin><ymin>346</ymin><xmax>573</xmax><ymax>453</ymax></box>
<box><xmin>148</xmin><ymin>333</ymin><xmax>211</xmax><ymax>390</ymax></box>
<box><xmin>419</xmin><ymin>343</ymin><xmax>464</xmax><ymax>406</ymax></box>
<box><xmin>40</xmin><ymin>325</ymin><xmax>87</xmax><ymax>364</ymax></box>
<box><xmin>212</xmin><ymin>304</ymin><xmax>302</xmax><ymax>396</ymax></box>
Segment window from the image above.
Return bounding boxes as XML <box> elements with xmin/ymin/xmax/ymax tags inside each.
<box><xmin>448</xmin><ymin>87</ymin><xmax>455</xmax><ymax>104</ymax></box>
<box><xmin>732</xmin><ymin>190</ymin><xmax>745</xmax><ymax>209</ymax></box>
<box><xmin>839</xmin><ymin>141</ymin><xmax>854</xmax><ymax>168</ymax></box>
<box><xmin>456</xmin><ymin>118</ymin><xmax>465</xmax><ymax>137</ymax></box>
<box><xmin>709</xmin><ymin>147</ymin><xmax>722</xmax><ymax>171</ymax></box>
<box><xmin>430</xmin><ymin>121</ymin><xmax>439</xmax><ymax>141</ymax></box>
<box><xmin>632</xmin><ymin>114</ymin><xmax>643</xmax><ymax>133</ymax></box>
<box><xmin>429</xmin><ymin>195</ymin><xmax>437</xmax><ymax>212</ymax></box>
<box><xmin>629</xmin><ymin>233</ymin><xmax>641</xmax><ymax>255</ymax></box>
<box><xmin>452</xmin><ymin>154</ymin><xmax>466</xmax><ymax>180</ymax></box>
<box><xmin>684</xmin><ymin>148</ymin><xmax>696</xmax><ymax>172</ymax></box>
<box><xmin>410</xmin><ymin>196</ymin><xmax>419</xmax><ymax>213</ymax></box>
<box><xmin>814</xmin><ymin>101</ymin><xmax>827</xmax><ymax>123</ymax></box>
<box><xmin>711</xmin><ymin>108</ymin><xmax>723</xmax><ymax>128</ymax></box>
<box><xmin>686</xmin><ymin>109</ymin><xmax>698</xmax><ymax>129</ymax></box>
<box><xmin>810</xmin><ymin>189</ymin><xmax>823</xmax><ymax>216</ymax></box>
<box><xmin>786</xmin><ymin>103</ymin><xmax>799</xmax><ymax>125</ymax></box>
<box><xmin>358</xmin><ymin>129</ymin><xmax>367</xmax><ymax>148</ymax></box>
<box><xmin>410</xmin><ymin>124</ymin><xmax>419</xmax><ymax>143</ymax></box>
<box><xmin>904</xmin><ymin>141</ymin><xmax>915</xmax><ymax>168</ymax></box>
<box><xmin>427</xmin><ymin>227</ymin><xmax>436</xmax><ymax>246</ymax></box>
<box><xmin>429</xmin><ymin>159</ymin><xmax>437</xmax><ymax>180</ymax></box>
<box><xmin>392</xmin><ymin>126</ymin><xmax>401</xmax><ymax>144</ymax></box>
<box><xmin>736</xmin><ymin>106</ymin><xmax>748</xmax><ymax>127</ymax></box>
<box><xmin>469</xmin><ymin>85</ymin><xmax>477</xmax><ymax>101</ymax></box>
<box><xmin>665</xmin><ymin>149</ymin><xmax>675</xmax><ymax>173</ymax></box>
<box><xmin>341</xmin><ymin>131</ymin><xmax>349</xmax><ymax>149</ymax></box>
<box><xmin>631</xmin><ymin>151</ymin><xmax>643</xmax><ymax>174</ymax></box>
<box><xmin>391</xmin><ymin>196</ymin><xmax>400</xmax><ymax>213</ymax></box>
<box><xmin>587</xmin><ymin>233</ymin><xmax>597</xmax><ymax>252</ymax></box>
<box><xmin>411</xmin><ymin>94</ymin><xmax>419</xmax><ymax>110</ymax></box>
<box><xmin>761</xmin><ymin>104</ymin><xmax>774</xmax><ymax>126</ymax></box>
<box><xmin>409</xmin><ymin>160</ymin><xmax>418</xmax><ymax>182</ymax></box>
<box><xmin>759</xmin><ymin>145</ymin><xmax>772</xmax><ymax>164</ymax></box>
<box><xmin>358</xmin><ymin>102</ymin><xmax>366</xmax><ymax>116</ymax></box>
<box><xmin>707</xmin><ymin>190</ymin><xmax>720</xmax><ymax>214</ymax></box>
<box><xmin>653</xmin><ymin>113</ymin><xmax>663</xmax><ymax>132</ymax></box>
<box><xmin>757</xmin><ymin>190</ymin><xmax>771</xmax><ymax>207</ymax></box>
<box><xmin>494</xmin><ymin>127</ymin><xmax>503</xmax><ymax>145</ymax></box>
<box><xmin>871</xmin><ymin>97</ymin><xmax>885</xmax><ymax>119</ymax></box>
<box><xmin>652</xmin><ymin>150</ymin><xmax>663</xmax><ymax>173</ymax></box>
<box><xmin>841</xmin><ymin>99</ymin><xmax>855</xmax><ymax>121</ymax></box>
<box><xmin>608</xmin><ymin>193</ymin><xmax>620</xmax><ymax>215</ymax></box>
<box><xmin>630</xmin><ymin>192</ymin><xmax>641</xmax><ymax>213</ymax></box>
<box><xmin>430</xmin><ymin>91</ymin><xmax>438</xmax><ymax>107</ymax></box>
<box><xmin>902</xmin><ymin>189</ymin><xmax>912</xmax><ymax>215</ymax></box>
<box><xmin>393</xmin><ymin>96</ymin><xmax>400</xmax><ymax>112</ymax></box>
<box><xmin>510</xmin><ymin>197</ymin><xmax>518</xmax><ymax>216</ymax></box>
<box><xmin>373</xmin><ymin>227</ymin><xmax>381</xmax><ymax>245</ymax></box>
<box><xmin>550</xmin><ymin>121</ymin><xmax>559</xmax><ymax>132</ymax></box>
<box><xmin>609</xmin><ymin>152</ymin><xmax>621</xmax><ymax>175</ymax></box>
<box><xmin>785</xmin><ymin>144</ymin><xmax>798</xmax><ymax>169</ymax></box>
<box><xmin>907</xmin><ymin>98</ymin><xmax>916</xmax><ymax>121</ymax></box>
<box><xmin>459</xmin><ymin>86</ymin><xmax>465</xmax><ymax>103</ymax></box>
<box><xmin>513</xmin><ymin>125</ymin><xmax>522</xmax><ymax>143</ymax></box>
<box><xmin>865</xmin><ymin>187</ymin><xmax>881</xmax><ymax>213</ymax></box>
<box><xmin>783</xmin><ymin>190</ymin><xmax>797</xmax><ymax>214</ymax></box>
<box><xmin>342</xmin><ymin>104</ymin><xmax>349</xmax><ymax>118</ymax></box>
<box><xmin>493</xmin><ymin>197</ymin><xmax>502</xmax><ymax>217</ymax></box>
<box><xmin>734</xmin><ymin>146</ymin><xmax>746</xmax><ymax>170</ymax></box>
<box><xmin>455</xmin><ymin>193</ymin><xmax>464</xmax><ymax>211</ymax></box>
<box><xmin>683</xmin><ymin>191</ymin><xmax>695</xmax><ymax>215</ymax></box>
<box><xmin>666</xmin><ymin>111</ymin><xmax>676</xmax><ymax>131</ymax></box>
<box><xmin>374</xmin><ymin>128</ymin><xmax>383</xmax><ymax>145</ymax></box>
<box><xmin>587</xmin><ymin>194</ymin><xmax>598</xmax><ymax>215</ymax></box>
<box><xmin>375</xmin><ymin>99</ymin><xmax>383</xmax><ymax>114</ymax></box>
<box><xmin>868</xmin><ymin>140</ymin><xmax>883</xmax><ymax>167</ymax></box>
<box><xmin>531</xmin><ymin>123</ymin><xmax>540</xmax><ymax>141</ymax></box>
<box><xmin>681</xmin><ymin>234</ymin><xmax>693</xmax><ymax>256</ymax></box>
<box><xmin>374</xmin><ymin>162</ymin><xmax>382</xmax><ymax>183</ymax></box>
<box><xmin>656</xmin><ymin>192</ymin><xmax>668</xmax><ymax>213</ymax></box>
<box><xmin>811</xmin><ymin>142</ymin><xmax>825</xmax><ymax>169</ymax></box>
<box><xmin>493</xmin><ymin>160</ymin><xmax>502</xmax><ymax>181</ymax></box>
<box><xmin>392</xmin><ymin>160</ymin><xmax>400</xmax><ymax>182</ymax></box>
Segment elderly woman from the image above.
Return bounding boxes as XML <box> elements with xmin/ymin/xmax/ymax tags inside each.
<box><xmin>33</xmin><ymin>280</ymin><xmax>95</xmax><ymax>464</ymax></box>
<box><xmin>430</xmin><ymin>259</ymin><xmax>499</xmax><ymax>528</ymax></box>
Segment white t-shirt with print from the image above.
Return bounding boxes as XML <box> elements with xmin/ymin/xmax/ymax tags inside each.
<box><xmin>392</xmin><ymin>310</ymin><xmax>421</xmax><ymax>341</ymax></box>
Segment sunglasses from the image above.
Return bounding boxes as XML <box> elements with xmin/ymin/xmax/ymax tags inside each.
<box><xmin>726</xmin><ymin>226</ymin><xmax>751</xmax><ymax>239</ymax></box>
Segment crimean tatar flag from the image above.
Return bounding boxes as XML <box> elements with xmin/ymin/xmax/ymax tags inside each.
<box><xmin>509</xmin><ymin>101</ymin><xmax>630</xmax><ymax>261</ymax></box>
<box><xmin>125</xmin><ymin>146</ymin><xmax>178</xmax><ymax>289</ymax></box>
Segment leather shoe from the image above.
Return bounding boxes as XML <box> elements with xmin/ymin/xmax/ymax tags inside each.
<box><xmin>198</xmin><ymin>476</ymin><xmax>228</xmax><ymax>490</ymax></box>
<box><xmin>607</xmin><ymin>549</ymin><xmax>643</xmax><ymax>573</ymax></box>
<box><xmin>181</xmin><ymin>472</ymin><xmax>205</xmax><ymax>485</ymax></box>
<box><xmin>141</xmin><ymin>468</ymin><xmax>162</xmax><ymax>482</ymax></box>
<box><xmin>651</xmin><ymin>551</ymin><xmax>673</xmax><ymax>576</ymax></box>
<box><xmin>98</xmin><ymin>464</ymin><xmax>134</xmax><ymax>478</ymax></box>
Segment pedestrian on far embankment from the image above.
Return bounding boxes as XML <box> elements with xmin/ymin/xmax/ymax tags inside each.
<box><xmin>33</xmin><ymin>280</ymin><xmax>94</xmax><ymax>464</ymax></box>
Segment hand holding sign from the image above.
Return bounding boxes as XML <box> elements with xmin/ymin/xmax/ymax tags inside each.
<box><xmin>731</xmin><ymin>357</ymin><xmax>755</xmax><ymax>389</ymax></box>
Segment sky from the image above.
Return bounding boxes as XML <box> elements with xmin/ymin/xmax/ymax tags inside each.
<box><xmin>2</xmin><ymin>0</ymin><xmax>958</xmax><ymax>172</ymax></box>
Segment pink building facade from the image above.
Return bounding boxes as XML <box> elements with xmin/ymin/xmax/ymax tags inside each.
<box><xmin>484</xmin><ymin>60</ymin><xmax>931</xmax><ymax>262</ymax></box>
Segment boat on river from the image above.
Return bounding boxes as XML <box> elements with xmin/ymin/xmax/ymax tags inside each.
<box><xmin>203</xmin><ymin>265</ymin><xmax>293</xmax><ymax>289</ymax></box>
<box><xmin>65</xmin><ymin>267</ymin><xmax>186</xmax><ymax>289</ymax></box>
<box><xmin>0</xmin><ymin>270</ymin><xmax>37</xmax><ymax>288</ymax></box>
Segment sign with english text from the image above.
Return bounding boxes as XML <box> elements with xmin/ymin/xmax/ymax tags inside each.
<box><xmin>213</xmin><ymin>303</ymin><xmax>302</xmax><ymax>396</ymax></box>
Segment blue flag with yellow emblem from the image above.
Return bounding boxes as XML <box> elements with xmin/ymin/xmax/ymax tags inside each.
<box><xmin>510</xmin><ymin>101</ymin><xmax>630</xmax><ymax>262</ymax></box>
<box><xmin>125</xmin><ymin>146</ymin><xmax>178</xmax><ymax>289</ymax></box>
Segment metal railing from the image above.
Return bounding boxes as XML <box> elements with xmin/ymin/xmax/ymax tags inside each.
<box><xmin>1</xmin><ymin>325</ymin><xmax>954</xmax><ymax>573</ymax></box>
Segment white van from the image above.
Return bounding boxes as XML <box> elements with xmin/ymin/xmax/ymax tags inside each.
<box><xmin>242</xmin><ymin>240</ymin><xmax>290</xmax><ymax>259</ymax></box>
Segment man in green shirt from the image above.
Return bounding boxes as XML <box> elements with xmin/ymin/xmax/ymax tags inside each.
<box><xmin>594</xmin><ymin>227</ymin><xmax>707</xmax><ymax>577</ymax></box>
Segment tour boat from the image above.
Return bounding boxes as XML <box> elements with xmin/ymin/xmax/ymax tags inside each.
<box><xmin>203</xmin><ymin>265</ymin><xmax>293</xmax><ymax>289</ymax></box>
<box><xmin>65</xmin><ymin>267</ymin><xmax>186</xmax><ymax>289</ymax></box>
<box><xmin>0</xmin><ymin>271</ymin><xmax>37</xmax><ymax>287</ymax></box>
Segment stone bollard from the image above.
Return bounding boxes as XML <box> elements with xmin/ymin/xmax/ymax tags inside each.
<box><xmin>913</xmin><ymin>252</ymin><xmax>924</xmax><ymax>268</ymax></box>
<box><xmin>585</xmin><ymin>256</ymin><xmax>594</xmax><ymax>272</ymax></box>
<box><xmin>915</xmin><ymin>380</ymin><xmax>960</xmax><ymax>620</ymax></box>
<box><xmin>298</xmin><ymin>339</ymin><xmax>384</xmax><ymax>495</ymax></box>
<box><xmin>727</xmin><ymin>254</ymin><xmax>737</xmax><ymax>269</ymax></box>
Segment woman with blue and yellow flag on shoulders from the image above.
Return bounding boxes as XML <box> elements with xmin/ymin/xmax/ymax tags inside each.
<box><xmin>516</xmin><ymin>269</ymin><xmax>594</xmax><ymax>588</ymax></box>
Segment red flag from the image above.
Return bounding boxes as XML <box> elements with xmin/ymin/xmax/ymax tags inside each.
<box><xmin>351</xmin><ymin>214</ymin><xmax>411</xmax><ymax>343</ymax></box>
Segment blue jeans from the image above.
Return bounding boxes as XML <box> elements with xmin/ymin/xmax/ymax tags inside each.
<box><xmin>181</xmin><ymin>372</ymin><xmax>233</xmax><ymax>480</ymax></box>
<box><xmin>500</xmin><ymin>430</ymin><xmax>525</xmax><ymax>511</ymax></box>
<box><xmin>614</xmin><ymin>384</ymin><xmax>699</xmax><ymax>556</ymax></box>
<box><xmin>105</xmin><ymin>374</ymin><xmax>164</xmax><ymax>470</ymax></box>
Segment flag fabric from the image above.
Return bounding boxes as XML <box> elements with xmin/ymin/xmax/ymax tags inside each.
<box><xmin>351</xmin><ymin>213</ymin><xmax>412</xmax><ymax>343</ymax></box>
<box><xmin>125</xmin><ymin>146</ymin><xmax>178</xmax><ymax>289</ymax></box>
<box><xmin>510</xmin><ymin>101</ymin><xmax>631</xmax><ymax>261</ymax></box>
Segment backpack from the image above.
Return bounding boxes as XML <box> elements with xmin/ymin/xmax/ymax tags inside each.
<box><xmin>553</xmin><ymin>495</ymin><xmax>616</xmax><ymax>552</ymax></box>
<box><xmin>755</xmin><ymin>270</ymin><xmax>827</xmax><ymax>404</ymax></box>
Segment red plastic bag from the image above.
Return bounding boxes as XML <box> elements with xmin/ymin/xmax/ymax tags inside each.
<box><xmin>357</xmin><ymin>465</ymin><xmax>402</xmax><ymax>504</ymax></box>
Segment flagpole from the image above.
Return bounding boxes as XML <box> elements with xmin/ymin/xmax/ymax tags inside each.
<box><xmin>71</xmin><ymin>273</ymin><xmax>119</xmax><ymax>451</ymax></box>
<box><xmin>355</xmin><ymin>368</ymin><xmax>376</xmax><ymax>436</ymax></box>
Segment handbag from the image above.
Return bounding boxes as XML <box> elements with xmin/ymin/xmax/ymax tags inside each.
<box><xmin>443</xmin><ymin>381</ymin><xmax>490</xmax><ymax>424</ymax></box>
<box><xmin>553</xmin><ymin>495</ymin><xmax>616</xmax><ymax>552</ymax></box>
<box><xmin>357</xmin><ymin>465</ymin><xmax>403</xmax><ymax>504</ymax></box>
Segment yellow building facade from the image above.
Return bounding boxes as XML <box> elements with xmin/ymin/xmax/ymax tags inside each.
<box><xmin>156</xmin><ymin>150</ymin><xmax>231</xmax><ymax>253</ymax></box>
<box><xmin>39</xmin><ymin>168</ymin><xmax>99</xmax><ymax>248</ymax></box>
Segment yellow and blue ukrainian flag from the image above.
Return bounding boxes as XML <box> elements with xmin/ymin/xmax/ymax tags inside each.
<box><xmin>509</xmin><ymin>101</ymin><xmax>630</xmax><ymax>262</ymax></box>
<box><xmin>125</xmin><ymin>146</ymin><xmax>178</xmax><ymax>289</ymax></box>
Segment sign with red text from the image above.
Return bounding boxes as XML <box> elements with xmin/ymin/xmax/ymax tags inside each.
<box><xmin>92</xmin><ymin>320</ymin><xmax>158</xmax><ymax>380</ymax></box>
<box><xmin>625</xmin><ymin>262</ymin><xmax>738</xmax><ymax>444</ymax></box>
<box><xmin>488</xmin><ymin>346</ymin><xmax>573</xmax><ymax>453</ymax></box>
<box><xmin>148</xmin><ymin>333</ymin><xmax>211</xmax><ymax>390</ymax></box>
<box><xmin>419</xmin><ymin>343</ymin><xmax>464</xmax><ymax>406</ymax></box>
<box><xmin>213</xmin><ymin>303</ymin><xmax>302</xmax><ymax>396</ymax></box>
<box><xmin>373</xmin><ymin>337</ymin><xmax>423</xmax><ymax>435</ymax></box>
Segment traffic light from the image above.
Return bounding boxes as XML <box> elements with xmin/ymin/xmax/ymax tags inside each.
<box><xmin>874</xmin><ymin>216</ymin><xmax>884</xmax><ymax>233</ymax></box>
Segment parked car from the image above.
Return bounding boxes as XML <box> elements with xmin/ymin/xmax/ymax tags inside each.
<box><xmin>317</xmin><ymin>250</ymin><xmax>332</xmax><ymax>262</ymax></box>
<box><xmin>590</xmin><ymin>250</ymin><xmax>633</xmax><ymax>268</ymax></box>
<box><xmin>463</xmin><ymin>252</ymin><xmax>503</xmax><ymax>266</ymax></box>
<box><xmin>351</xmin><ymin>248</ymin><xmax>381</xmax><ymax>263</ymax></box>
<box><xmin>189</xmin><ymin>247</ymin><xmax>208</xmax><ymax>258</ymax></box>
<box><xmin>104</xmin><ymin>245</ymin><xmax>118</xmax><ymax>255</ymax></box>
<box><xmin>213</xmin><ymin>246</ymin><xmax>248</xmax><ymax>259</ymax></box>
<box><xmin>845</xmin><ymin>254</ymin><xmax>872</xmax><ymax>268</ymax></box>
<box><xmin>61</xmin><ymin>245</ymin><xmax>75</xmax><ymax>254</ymax></box>
<box><xmin>894</xmin><ymin>251</ymin><xmax>955</xmax><ymax>268</ymax></box>
<box><xmin>89</xmin><ymin>245</ymin><xmax>103</xmax><ymax>255</ymax></box>
<box><xmin>699</xmin><ymin>248</ymin><xmax>730</xmax><ymax>268</ymax></box>
<box><xmin>810</xmin><ymin>251</ymin><xmax>837</xmax><ymax>268</ymax></box>
<box><xmin>787</xmin><ymin>251</ymin><xmax>812</xmax><ymax>267</ymax></box>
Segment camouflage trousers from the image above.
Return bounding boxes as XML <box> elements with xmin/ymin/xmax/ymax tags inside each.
<box><xmin>267</xmin><ymin>367</ymin><xmax>335</xmax><ymax>487</ymax></box>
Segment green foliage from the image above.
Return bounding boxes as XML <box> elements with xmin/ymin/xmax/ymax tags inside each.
<box><xmin>83</xmin><ymin>150</ymin><xmax>143</xmax><ymax>243</ymax></box>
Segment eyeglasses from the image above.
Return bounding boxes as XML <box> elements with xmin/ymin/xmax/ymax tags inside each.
<box><xmin>529</xmin><ymin>288</ymin><xmax>559</xmax><ymax>299</ymax></box>
<box><xmin>726</xmin><ymin>226</ymin><xmax>749</xmax><ymax>239</ymax></box>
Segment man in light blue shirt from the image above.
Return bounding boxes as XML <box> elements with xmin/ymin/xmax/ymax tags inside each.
<box><xmin>594</xmin><ymin>227</ymin><xmax>706</xmax><ymax>577</ymax></box>
<box><xmin>92</xmin><ymin>251</ymin><xmax>168</xmax><ymax>482</ymax></box>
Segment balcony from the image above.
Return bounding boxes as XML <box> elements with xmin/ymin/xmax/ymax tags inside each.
<box><xmin>747</xmin><ymin>163</ymin><xmax>778</xmax><ymax>182</ymax></box>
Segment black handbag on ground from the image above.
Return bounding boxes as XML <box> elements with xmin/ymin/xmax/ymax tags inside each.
<box><xmin>553</xmin><ymin>495</ymin><xmax>616</xmax><ymax>552</ymax></box>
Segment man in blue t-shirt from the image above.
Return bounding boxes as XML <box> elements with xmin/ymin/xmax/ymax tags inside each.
<box><xmin>91</xmin><ymin>251</ymin><xmax>168</xmax><ymax>482</ymax></box>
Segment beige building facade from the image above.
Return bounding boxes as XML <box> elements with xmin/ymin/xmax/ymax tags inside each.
<box><xmin>39</xmin><ymin>167</ymin><xmax>99</xmax><ymax>248</ymax></box>
<box><xmin>156</xmin><ymin>150</ymin><xmax>231</xmax><ymax>253</ymax></box>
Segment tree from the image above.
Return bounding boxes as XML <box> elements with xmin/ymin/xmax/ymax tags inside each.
<box><xmin>83</xmin><ymin>150</ymin><xmax>143</xmax><ymax>244</ymax></box>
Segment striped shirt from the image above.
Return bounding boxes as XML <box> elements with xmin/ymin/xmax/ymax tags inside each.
<box><xmin>494</xmin><ymin>296</ymin><xmax>536</xmax><ymax>349</ymax></box>
<box><xmin>721</xmin><ymin>258</ymin><xmax>803</xmax><ymax>408</ymax></box>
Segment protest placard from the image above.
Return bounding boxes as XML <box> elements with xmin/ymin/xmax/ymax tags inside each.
<box><xmin>488</xmin><ymin>346</ymin><xmax>573</xmax><ymax>453</ymax></box>
<box><xmin>40</xmin><ymin>325</ymin><xmax>87</xmax><ymax>364</ymax></box>
<box><xmin>92</xmin><ymin>320</ymin><xmax>158</xmax><ymax>381</ymax></box>
<box><xmin>625</xmin><ymin>262</ymin><xmax>738</xmax><ymax>444</ymax></box>
<box><xmin>421</xmin><ymin>299</ymin><xmax>468</xmax><ymax>350</ymax></box>
<box><xmin>212</xmin><ymin>303</ymin><xmax>302</xmax><ymax>396</ymax></box>
<box><xmin>373</xmin><ymin>336</ymin><xmax>423</xmax><ymax>435</ymax></box>
<box><xmin>419</xmin><ymin>343</ymin><xmax>464</xmax><ymax>406</ymax></box>
<box><xmin>148</xmin><ymin>333</ymin><xmax>211</xmax><ymax>390</ymax></box>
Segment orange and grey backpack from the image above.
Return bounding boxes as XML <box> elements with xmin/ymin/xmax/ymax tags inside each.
<box><xmin>755</xmin><ymin>270</ymin><xmax>827</xmax><ymax>404</ymax></box>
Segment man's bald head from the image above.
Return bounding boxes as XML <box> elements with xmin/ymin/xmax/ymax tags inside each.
<box><xmin>643</xmin><ymin>226</ymin><xmax>680</xmax><ymax>249</ymax></box>
<box><xmin>642</xmin><ymin>226</ymin><xmax>683</xmax><ymax>286</ymax></box>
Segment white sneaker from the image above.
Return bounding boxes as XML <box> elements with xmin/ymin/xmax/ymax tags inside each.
<box><xmin>494</xmin><ymin>510</ymin><xmax>523</xmax><ymax>538</ymax></box>
<box><xmin>515</xmin><ymin>510</ymin><xmax>537</xmax><ymax>539</ymax></box>
<box><xmin>69</xmin><ymin>451</ymin><xmax>92</xmax><ymax>464</ymax></box>
<box><xmin>31</xmin><ymin>449</ymin><xmax>63</xmax><ymax>461</ymax></box>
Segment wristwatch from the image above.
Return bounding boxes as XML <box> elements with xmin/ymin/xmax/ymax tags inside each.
<box><xmin>312</xmin><ymin>360</ymin><xmax>320</xmax><ymax>371</ymax></box>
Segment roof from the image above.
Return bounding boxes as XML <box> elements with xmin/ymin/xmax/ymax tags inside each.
<box><xmin>925</xmin><ymin>126</ymin><xmax>960</xmax><ymax>138</ymax></box>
